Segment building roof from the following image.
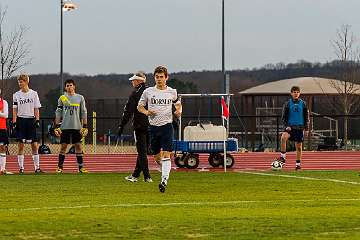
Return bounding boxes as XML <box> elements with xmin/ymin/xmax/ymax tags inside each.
<box><xmin>239</xmin><ymin>77</ymin><xmax>360</xmax><ymax>95</ymax></box>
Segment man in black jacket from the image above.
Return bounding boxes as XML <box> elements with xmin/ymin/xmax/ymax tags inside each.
<box><xmin>118</xmin><ymin>71</ymin><xmax>152</xmax><ymax>182</ymax></box>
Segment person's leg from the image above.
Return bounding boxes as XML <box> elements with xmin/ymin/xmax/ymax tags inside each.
<box><xmin>131</xmin><ymin>130</ymin><xmax>142</xmax><ymax>179</ymax></box>
<box><xmin>160</xmin><ymin>150</ymin><xmax>172</xmax><ymax>184</ymax></box>
<box><xmin>0</xmin><ymin>145</ymin><xmax>6</xmax><ymax>173</ymax></box>
<box><xmin>280</xmin><ymin>132</ymin><xmax>290</xmax><ymax>163</ymax></box>
<box><xmin>295</xmin><ymin>142</ymin><xmax>302</xmax><ymax>170</ymax></box>
<box><xmin>31</xmin><ymin>142</ymin><xmax>41</xmax><ymax>172</ymax></box>
<box><xmin>17</xmin><ymin>142</ymin><xmax>25</xmax><ymax>173</ymax></box>
<box><xmin>57</xmin><ymin>143</ymin><xmax>68</xmax><ymax>172</ymax></box>
<box><xmin>158</xmin><ymin>124</ymin><xmax>174</xmax><ymax>193</ymax></box>
<box><xmin>134</xmin><ymin>129</ymin><xmax>151</xmax><ymax>180</ymax></box>
<box><xmin>75</xmin><ymin>142</ymin><xmax>87</xmax><ymax>172</ymax></box>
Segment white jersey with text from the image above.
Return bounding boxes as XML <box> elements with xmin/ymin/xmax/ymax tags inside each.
<box><xmin>12</xmin><ymin>89</ymin><xmax>41</xmax><ymax>118</ymax></box>
<box><xmin>138</xmin><ymin>86</ymin><xmax>178</xmax><ymax>126</ymax></box>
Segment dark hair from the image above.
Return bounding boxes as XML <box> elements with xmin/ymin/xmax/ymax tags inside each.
<box><xmin>64</xmin><ymin>79</ymin><xmax>76</xmax><ymax>87</ymax></box>
<box><xmin>290</xmin><ymin>86</ymin><xmax>300</xmax><ymax>92</ymax></box>
<box><xmin>154</xmin><ymin>66</ymin><xmax>168</xmax><ymax>77</ymax></box>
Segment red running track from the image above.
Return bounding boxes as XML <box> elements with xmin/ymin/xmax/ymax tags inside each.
<box><xmin>3</xmin><ymin>151</ymin><xmax>360</xmax><ymax>174</ymax></box>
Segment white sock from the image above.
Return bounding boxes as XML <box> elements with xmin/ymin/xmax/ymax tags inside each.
<box><xmin>0</xmin><ymin>154</ymin><xmax>5</xmax><ymax>171</ymax></box>
<box><xmin>280</xmin><ymin>152</ymin><xmax>286</xmax><ymax>159</ymax></box>
<box><xmin>18</xmin><ymin>155</ymin><xmax>24</xmax><ymax>170</ymax></box>
<box><xmin>32</xmin><ymin>154</ymin><xmax>40</xmax><ymax>170</ymax></box>
<box><xmin>161</xmin><ymin>158</ymin><xmax>171</xmax><ymax>184</ymax></box>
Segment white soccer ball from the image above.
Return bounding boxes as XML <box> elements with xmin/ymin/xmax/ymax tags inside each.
<box><xmin>271</xmin><ymin>160</ymin><xmax>283</xmax><ymax>170</ymax></box>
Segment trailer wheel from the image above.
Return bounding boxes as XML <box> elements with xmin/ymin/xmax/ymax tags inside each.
<box><xmin>184</xmin><ymin>153</ymin><xmax>200</xmax><ymax>169</ymax></box>
<box><xmin>174</xmin><ymin>154</ymin><xmax>186</xmax><ymax>168</ymax></box>
<box><xmin>220</xmin><ymin>154</ymin><xmax>235</xmax><ymax>168</ymax></box>
<box><xmin>208</xmin><ymin>153</ymin><xmax>222</xmax><ymax>167</ymax></box>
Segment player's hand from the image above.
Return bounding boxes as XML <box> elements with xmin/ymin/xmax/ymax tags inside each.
<box><xmin>146</xmin><ymin>110</ymin><xmax>156</xmax><ymax>116</ymax></box>
<box><xmin>174</xmin><ymin>110</ymin><xmax>182</xmax><ymax>118</ymax></box>
<box><xmin>285</xmin><ymin>126</ymin><xmax>291</xmax><ymax>132</ymax></box>
<box><xmin>80</xmin><ymin>124</ymin><xmax>88</xmax><ymax>137</ymax></box>
<box><xmin>54</xmin><ymin>128</ymin><xmax>62</xmax><ymax>137</ymax></box>
<box><xmin>34</xmin><ymin>120</ymin><xmax>40</xmax><ymax>128</ymax></box>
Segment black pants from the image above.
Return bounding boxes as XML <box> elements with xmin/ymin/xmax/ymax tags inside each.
<box><xmin>132</xmin><ymin>128</ymin><xmax>151</xmax><ymax>179</ymax></box>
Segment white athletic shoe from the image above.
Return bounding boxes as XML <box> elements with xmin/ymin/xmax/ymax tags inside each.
<box><xmin>125</xmin><ymin>175</ymin><xmax>138</xmax><ymax>182</ymax></box>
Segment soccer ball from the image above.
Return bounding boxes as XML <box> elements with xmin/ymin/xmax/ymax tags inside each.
<box><xmin>271</xmin><ymin>160</ymin><xmax>283</xmax><ymax>170</ymax></box>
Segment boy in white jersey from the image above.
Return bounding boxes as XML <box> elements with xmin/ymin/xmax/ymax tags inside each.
<box><xmin>0</xmin><ymin>92</ymin><xmax>11</xmax><ymax>175</ymax></box>
<box><xmin>54</xmin><ymin>79</ymin><xmax>88</xmax><ymax>173</ymax></box>
<box><xmin>12</xmin><ymin>74</ymin><xmax>43</xmax><ymax>174</ymax></box>
<box><xmin>138</xmin><ymin>66</ymin><xmax>182</xmax><ymax>193</ymax></box>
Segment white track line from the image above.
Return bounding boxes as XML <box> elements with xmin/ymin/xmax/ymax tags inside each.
<box><xmin>237</xmin><ymin>170</ymin><xmax>360</xmax><ymax>185</ymax></box>
<box><xmin>2</xmin><ymin>198</ymin><xmax>360</xmax><ymax>212</ymax></box>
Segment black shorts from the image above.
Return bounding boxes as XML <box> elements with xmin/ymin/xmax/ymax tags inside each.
<box><xmin>16</xmin><ymin>117</ymin><xmax>38</xmax><ymax>143</ymax></box>
<box><xmin>149</xmin><ymin>123</ymin><xmax>174</xmax><ymax>155</ymax></box>
<box><xmin>288</xmin><ymin>129</ymin><xmax>304</xmax><ymax>143</ymax></box>
<box><xmin>0</xmin><ymin>129</ymin><xmax>9</xmax><ymax>145</ymax></box>
<box><xmin>60</xmin><ymin>129</ymin><xmax>82</xmax><ymax>144</ymax></box>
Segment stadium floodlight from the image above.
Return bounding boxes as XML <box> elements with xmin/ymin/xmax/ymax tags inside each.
<box><xmin>63</xmin><ymin>2</ymin><xmax>77</xmax><ymax>11</ymax></box>
<box><xmin>60</xmin><ymin>0</ymin><xmax>77</xmax><ymax>94</ymax></box>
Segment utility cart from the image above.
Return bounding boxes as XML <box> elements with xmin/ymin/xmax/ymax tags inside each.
<box><xmin>173</xmin><ymin>93</ymin><xmax>237</xmax><ymax>171</ymax></box>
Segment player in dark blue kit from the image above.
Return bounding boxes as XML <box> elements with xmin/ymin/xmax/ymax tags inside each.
<box><xmin>279</xmin><ymin>86</ymin><xmax>309</xmax><ymax>170</ymax></box>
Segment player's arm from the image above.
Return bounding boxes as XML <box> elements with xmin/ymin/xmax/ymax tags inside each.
<box><xmin>54</xmin><ymin>97</ymin><xmax>63</xmax><ymax>125</ymax></box>
<box><xmin>34</xmin><ymin>91</ymin><xmax>41</xmax><ymax>127</ymax></box>
<box><xmin>119</xmin><ymin>92</ymin><xmax>136</xmax><ymax>131</ymax></box>
<box><xmin>173</xmin><ymin>90</ymin><xmax>182</xmax><ymax>118</ymax></box>
<box><xmin>80</xmin><ymin>96</ymin><xmax>88</xmax><ymax>137</ymax></box>
<box><xmin>303</xmin><ymin>101</ymin><xmax>310</xmax><ymax>131</ymax></box>
<box><xmin>174</xmin><ymin>100</ymin><xmax>182</xmax><ymax>118</ymax></box>
<box><xmin>12</xmin><ymin>94</ymin><xmax>18</xmax><ymax>126</ymax></box>
<box><xmin>80</xmin><ymin>96</ymin><xmax>88</xmax><ymax>126</ymax></box>
<box><xmin>137</xmin><ymin>90</ymin><xmax>155</xmax><ymax>116</ymax></box>
<box><xmin>281</xmin><ymin>101</ymin><xmax>290</xmax><ymax>131</ymax></box>
<box><xmin>34</xmin><ymin>108</ymin><xmax>40</xmax><ymax>121</ymax></box>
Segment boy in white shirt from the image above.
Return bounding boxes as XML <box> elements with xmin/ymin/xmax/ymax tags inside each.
<box><xmin>138</xmin><ymin>66</ymin><xmax>182</xmax><ymax>193</ymax></box>
<box><xmin>12</xmin><ymin>74</ymin><xmax>43</xmax><ymax>174</ymax></box>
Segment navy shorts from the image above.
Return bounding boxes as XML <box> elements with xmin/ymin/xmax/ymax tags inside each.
<box><xmin>149</xmin><ymin>123</ymin><xmax>174</xmax><ymax>155</ymax></box>
<box><xmin>288</xmin><ymin>129</ymin><xmax>304</xmax><ymax>143</ymax></box>
<box><xmin>0</xmin><ymin>129</ymin><xmax>9</xmax><ymax>145</ymax></box>
<box><xmin>16</xmin><ymin>117</ymin><xmax>38</xmax><ymax>143</ymax></box>
<box><xmin>60</xmin><ymin>129</ymin><xmax>82</xmax><ymax>144</ymax></box>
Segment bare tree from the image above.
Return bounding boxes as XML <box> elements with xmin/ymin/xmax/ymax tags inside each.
<box><xmin>329</xmin><ymin>24</ymin><xmax>360</xmax><ymax>148</ymax></box>
<box><xmin>0</xmin><ymin>5</ymin><xmax>31</xmax><ymax>96</ymax></box>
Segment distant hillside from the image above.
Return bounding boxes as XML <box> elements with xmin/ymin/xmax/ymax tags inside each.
<box><xmin>1</xmin><ymin>60</ymin><xmax>348</xmax><ymax>117</ymax></box>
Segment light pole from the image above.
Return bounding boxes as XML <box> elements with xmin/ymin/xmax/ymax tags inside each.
<box><xmin>222</xmin><ymin>0</ymin><xmax>226</xmax><ymax>94</ymax></box>
<box><xmin>60</xmin><ymin>1</ymin><xmax>77</xmax><ymax>94</ymax></box>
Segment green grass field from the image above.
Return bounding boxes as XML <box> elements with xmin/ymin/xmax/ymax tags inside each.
<box><xmin>1</xmin><ymin>170</ymin><xmax>360</xmax><ymax>239</ymax></box>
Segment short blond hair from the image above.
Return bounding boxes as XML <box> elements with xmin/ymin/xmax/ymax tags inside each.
<box><xmin>18</xmin><ymin>74</ymin><xmax>29</xmax><ymax>82</ymax></box>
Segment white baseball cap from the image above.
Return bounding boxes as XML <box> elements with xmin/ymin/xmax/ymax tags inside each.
<box><xmin>129</xmin><ymin>73</ymin><xmax>146</xmax><ymax>82</ymax></box>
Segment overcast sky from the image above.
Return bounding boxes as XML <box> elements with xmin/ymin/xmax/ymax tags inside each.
<box><xmin>2</xmin><ymin>0</ymin><xmax>360</xmax><ymax>75</ymax></box>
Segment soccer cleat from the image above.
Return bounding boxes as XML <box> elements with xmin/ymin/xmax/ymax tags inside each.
<box><xmin>295</xmin><ymin>165</ymin><xmax>301</xmax><ymax>171</ymax></box>
<box><xmin>158</xmin><ymin>181</ymin><xmax>167</xmax><ymax>193</ymax></box>
<box><xmin>56</xmin><ymin>167</ymin><xmax>63</xmax><ymax>174</ymax></box>
<box><xmin>19</xmin><ymin>168</ymin><xmax>24</xmax><ymax>174</ymax></box>
<box><xmin>78</xmin><ymin>167</ymin><xmax>89</xmax><ymax>174</ymax></box>
<box><xmin>35</xmin><ymin>168</ymin><xmax>45</xmax><ymax>174</ymax></box>
<box><xmin>144</xmin><ymin>178</ymin><xmax>153</xmax><ymax>183</ymax></box>
<box><xmin>125</xmin><ymin>175</ymin><xmax>138</xmax><ymax>182</ymax></box>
